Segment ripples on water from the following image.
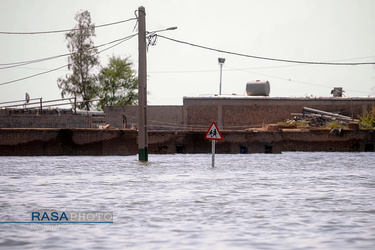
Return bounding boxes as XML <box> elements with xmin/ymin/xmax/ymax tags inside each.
<box><xmin>0</xmin><ymin>152</ymin><xmax>374</xmax><ymax>249</ymax></box>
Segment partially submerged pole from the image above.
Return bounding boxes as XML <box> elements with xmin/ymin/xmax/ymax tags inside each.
<box><xmin>137</xmin><ymin>6</ymin><xmax>148</xmax><ymax>161</ymax></box>
<box><xmin>212</xmin><ymin>140</ymin><xmax>215</xmax><ymax>167</ymax></box>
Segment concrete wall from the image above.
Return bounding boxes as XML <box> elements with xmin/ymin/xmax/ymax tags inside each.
<box><xmin>0</xmin><ymin>128</ymin><xmax>138</xmax><ymax>156</ymax></box>
<box><xmin>0</xmin><ymin>108</ymin><xmax>105</xmax><ymax>128</ymax></box>
<box><xmin>0</xmin><ymin>115</ymin><xmax>92</xmax><ymax>128</ymax></box>
<box><xmin>0</xmin><ymin>128</ymin><xmax>374</xmax><ymax>156</ymax></box>
<box><xmin>149</xmin><ymin>129</ymin><xmax>375</xmax><ymax>154</ymax></box>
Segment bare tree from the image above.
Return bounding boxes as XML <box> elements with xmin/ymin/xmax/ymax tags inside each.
<box><xmin>57</xmin><ymin>10</ymin><xmax>99</xmax><ymax>111</ymax></box>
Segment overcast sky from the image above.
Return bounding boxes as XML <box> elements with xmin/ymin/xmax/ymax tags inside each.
<box><xmin>1</xmin><ymin>0</ymin><xmax>374</xmax><ymax>107</ymax></box>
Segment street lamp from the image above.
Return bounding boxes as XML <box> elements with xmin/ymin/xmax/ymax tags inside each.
<box><xmin>218</xmin><ymin>58</ymin><xmax>225</xmax><ymax>95</ymax></box>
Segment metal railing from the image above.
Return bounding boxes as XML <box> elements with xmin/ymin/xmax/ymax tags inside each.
<box><xmin>0</xmin><ymin>97</ymin><xmax>103</xmax><ymax>115</ymax></box>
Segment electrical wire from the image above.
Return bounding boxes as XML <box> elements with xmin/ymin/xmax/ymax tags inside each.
<box><xmin>97</xmin><ymin>34</ymin><xmax>137</xmax><ymax>54</ymax></box>
<box><xmin>0</xmin><ymin>54</ymin><xmax>70</xmax><ymax>69</ymax></box>
<box><xmin>149</xmin><ymin>69</ymin><xmax>218</xmax><ymax>74</ymax></box>
<box><xmin>0</xmin><ymin>18</ymin><xmax>137</xmax><ymax>35</ymax></box>
<box><xmin>0</xmin><ymin>34</ymin><xmax>137</xmax><ymax>70</ymax></box>
<box><xmin>157</xmin><ymin>35</ymin><xmax>375</xmax><ymax>66</ymax></box>
<box><xmin>0</xmin><ymin>64</ymin><xmax>68</xmax><ymax>86</ymax></box>
<box><xmin>225</xmin><ymin>65</ymin><xmax>371</xmax><ymax>95</ymax></box>
<box><xmin>0</xmin><ymin>34</ymin><xmax>137</xmax><ymax>86</ymax></box>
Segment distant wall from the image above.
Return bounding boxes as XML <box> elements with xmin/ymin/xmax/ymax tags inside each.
<box><xmin>183</xmin><ymin>97</ymin><xmax>375</xmax><ymax>129</ymax></box>
<box><xmin>0</xmin><ymin>115</ymin><xmax>92</xmax><ymax>128</ymax></box>
<box><xmin>1</xmin><ymin>97</ymin><xmax>374</xmax><ymax>130</ymax></box>
<box><xmin>105</xmin><ymin>105</ymin><xmax>183</xmax><ymax>130</ymax></box>
<box><xmin>0</xmin><ymin>109</ymin><xmax>104</xmax><ymax>129</ymax></box>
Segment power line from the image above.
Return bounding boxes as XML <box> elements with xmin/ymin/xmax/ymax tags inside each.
<box><xmin>0</xmin><ymin>53</ymin><xmax>70</xmax><ymax>69</ymax></box>
<box><xmin>0</xmin><ymin>34</ymin><xmax>137</xmax><ymax>86</ymax></box>
<box><xmin>226</xmin><ymin>65</ymin><xmax>371</xmax><ymax>95</ymax></box>
<box><xmin>96</xmin><ymin>34</ymin><xmax>137</xmax><ymax>54</ymax></box>
<box><xmin>149</xmin><ymin>69</ymin><xmax>218</xmax><ymax>74</ymax></box>
<box><xmin>0</xmin><ymin>64</ymin><xmax>68</xmax><ymax>86</ymax></box>
<box><xmin>0</xmin><ymin>18</ymin><xmax>137</xmax><ymax>35</ymax></box>
<box><xmin>157</xmin><ymin>35</ymin><xmax>375</xmax><ymax>66</ymax></box>
<box><xmin>0</xmin><ymin>34</ymin><xmax>137</xmax><ymax>70</ymax></box>
<box><xmin>148</xmin><ymin>56</ymin><xmax>375</xmax><ymax>73</ymax></box>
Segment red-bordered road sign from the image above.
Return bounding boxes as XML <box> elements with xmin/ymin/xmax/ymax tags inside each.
<box><xmin>205</xmin><ymin>121</ymin><xmax>223</xmax><ymax>140</ymax></box>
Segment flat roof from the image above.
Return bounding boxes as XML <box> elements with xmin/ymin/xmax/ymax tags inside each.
<box><xmin>183</xmin><ymin>95</ymin><xmax>375</xmax><ymax>101</ymax></box>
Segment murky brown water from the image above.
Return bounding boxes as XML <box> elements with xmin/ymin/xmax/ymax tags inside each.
<box><xmin>1</xmin><ymin>152</ymin><xmax>375</xmax><ymax>249</ymax></box>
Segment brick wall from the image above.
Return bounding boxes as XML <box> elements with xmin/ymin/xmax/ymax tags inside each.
<box><xmin>186</xmin><ymin>105</ymin><xmax>218</xmax><ymax>128</ymax></box>
<box><xmin>183</xmin><ymin>97</ymin><xmax>375</xmax><ymax>129</ymax></box>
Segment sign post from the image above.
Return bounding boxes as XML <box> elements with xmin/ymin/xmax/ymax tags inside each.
<box><xmin>205</xmin><ymin>121</ymin><xmax>223</xmax><ymax>167</ymax></box>
<box><xmin>211</xmin><ymin>140</ymin><xmax>215</xmax><ymax>167</ymax></box>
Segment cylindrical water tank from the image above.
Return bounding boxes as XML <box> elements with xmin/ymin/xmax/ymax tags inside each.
<box><xmin>246</xmin><ymin>81</ymin><xmax>270</xmax><ymax>96</ymax></box>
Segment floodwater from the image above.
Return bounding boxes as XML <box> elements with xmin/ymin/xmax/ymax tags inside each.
<box><xmin>0</xmin><ymin>153</ymin><xmax>375</xmax><ymax>249</ymax></box>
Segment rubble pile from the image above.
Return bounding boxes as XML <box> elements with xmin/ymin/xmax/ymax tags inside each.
<box><xmin>290</xmin><ymin>114</ymin><xmax>349</xmax><ymax>128</ymax></box>
<box><xmin>282</xmin><ymin>107</ymin><xmax>356</xmax><ymax>128</ymax></box>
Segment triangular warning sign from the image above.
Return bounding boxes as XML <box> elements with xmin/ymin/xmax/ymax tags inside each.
<box><xmin>205</xmin><ymin>121</ymin><xmax>223</xmax><ymax>140</ymax></box>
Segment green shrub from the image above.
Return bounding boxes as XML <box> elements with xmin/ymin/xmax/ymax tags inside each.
<box><xmin>359</xmin><ymin>107</ymin><xmax>375</xmax><ymax>129</ymax></box>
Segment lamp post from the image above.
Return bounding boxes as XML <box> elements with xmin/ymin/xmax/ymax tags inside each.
<box><xmin>218</xmin><ymin>58</ymin><xmax>225</xmax><ymax>95</ymax></box>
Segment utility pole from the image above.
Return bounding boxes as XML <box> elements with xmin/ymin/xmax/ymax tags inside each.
<box><xmin>138</xmin><ymin>6</ymin><xmax>148</xmax><ymax>161</ymax></box>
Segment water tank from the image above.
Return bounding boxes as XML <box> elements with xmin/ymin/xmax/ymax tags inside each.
<box><xmin>246</xmin><ymin>80</ymin><xmax>270</xmax><ymax>96</ymax></box>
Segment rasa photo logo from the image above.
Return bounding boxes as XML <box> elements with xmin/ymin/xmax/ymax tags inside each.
<box><xmin>31</xmin><ymin>210</ymin><xmax>113</xmax><ymax>223</ymax></box>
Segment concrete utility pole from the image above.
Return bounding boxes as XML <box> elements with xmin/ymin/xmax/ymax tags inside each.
<box><xmin>138</xmin><ymin>6</ymin><xmax>148</xmax><ymax>161</ymax></box>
